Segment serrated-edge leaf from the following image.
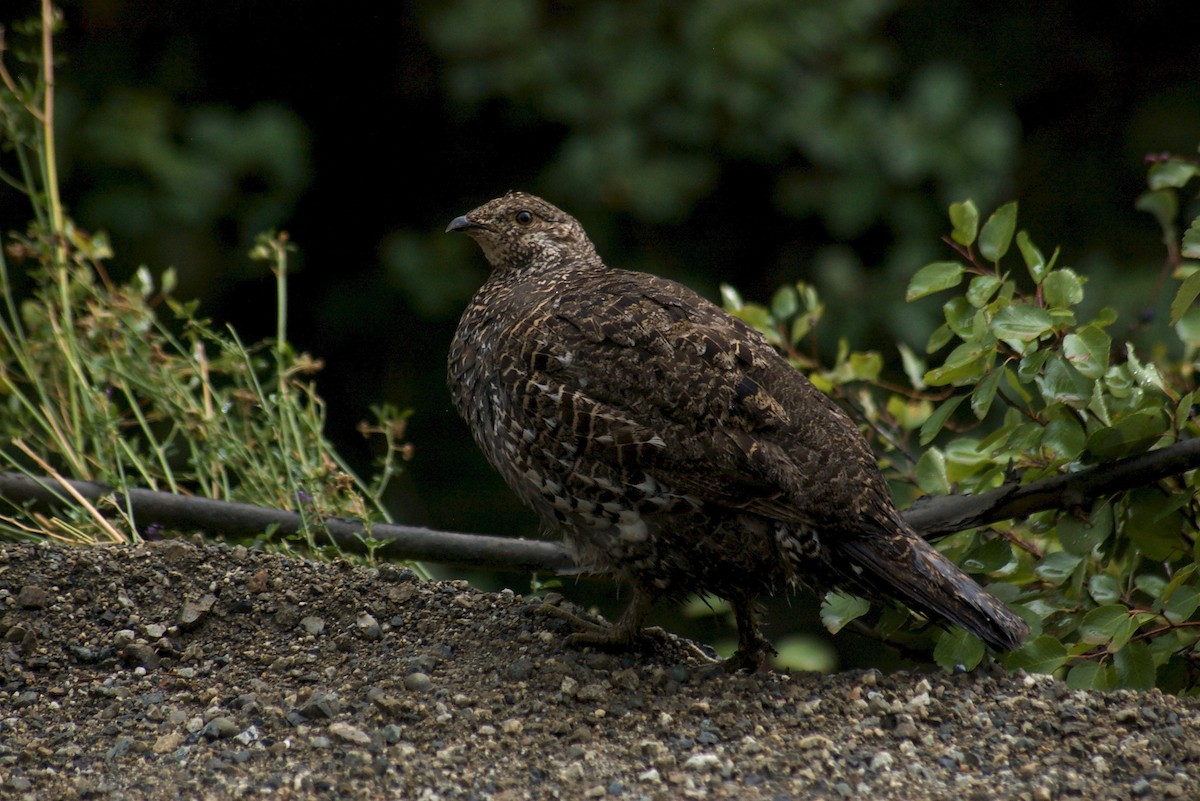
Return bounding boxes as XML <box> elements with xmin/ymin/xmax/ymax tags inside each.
<box><xmin>820</xmin><ymin>591</ymin><xmax>871</xmax><ymax>634</ymax></box>
<box><xmin>1183</xmin><ymin>214</ymin><xmax>1200</xmax><ymax>259</ymax></box>
<box><xmin>979</xmin><ymin>202</ymin><xmax>1018</xmax><ymax>262</ymax></box>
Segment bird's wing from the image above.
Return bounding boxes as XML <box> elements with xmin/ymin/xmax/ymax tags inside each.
<box><xmin>499</xmin><ymin>272</ymin><xmax>879</xmax><ymax>525</ymax></box>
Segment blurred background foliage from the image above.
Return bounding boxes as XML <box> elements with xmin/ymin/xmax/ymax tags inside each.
<box><xmin>3</xmin><ymin>0</ymin><xmax>1199</xmax><ymax>670</ymax></box>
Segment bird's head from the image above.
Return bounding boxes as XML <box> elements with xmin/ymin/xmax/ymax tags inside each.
<box><xmin>446</xmin><ymin>191</ymin><xmax>600</xmax><ymax>273</ymax></box>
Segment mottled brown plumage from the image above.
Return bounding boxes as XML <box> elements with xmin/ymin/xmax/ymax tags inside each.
<box><xmin>447</xmin><ymin>191</ymin><xmax>1029</xmax><ymax>670</ymax></box>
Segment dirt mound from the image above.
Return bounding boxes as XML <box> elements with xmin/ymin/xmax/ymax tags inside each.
<box><xmin>1</xmin><ymin>540</ymin><xmax>1198</xmax><ymax>800</ymax></box>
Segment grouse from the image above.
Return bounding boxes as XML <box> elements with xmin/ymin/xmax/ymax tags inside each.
<box><xmin>447</xmin><ymin>191</ymin><xmax>1029</xmax><ymax>671</ymax></box>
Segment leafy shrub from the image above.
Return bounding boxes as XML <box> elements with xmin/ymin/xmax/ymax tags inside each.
<box><xmin>725</xmin><ymin>152</ymin><xmax>1200</xmax><ymax>691</ymax></box>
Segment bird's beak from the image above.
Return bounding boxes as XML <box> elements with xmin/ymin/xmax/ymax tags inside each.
<box><xmin>446</xmin><ymin>215</ymin><xmax>484</xmax><ymax>234</ymax></box>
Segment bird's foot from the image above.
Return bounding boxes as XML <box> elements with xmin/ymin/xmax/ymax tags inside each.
<box><xmin>719</xmin><ymin>640</ymin><xmax>776</xmax><ymax>673</ymax></box>
<box><xmin>537</xmin><ymin>591</ymin><xmax>663</xmax><ymax>653</ymax></box>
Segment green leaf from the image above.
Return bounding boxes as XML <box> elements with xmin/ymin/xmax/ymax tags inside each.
<box><xmin>820</xmin><ymin>591</ymin><xmax>871</xmax><ymax>634</ymax></box>
<box><xmin>1066</xmin><ymin>662</ymin><xmax>1113</xmax><ymax>691</ymax></box>
<box><xmin>1164</xmin><ymin>585</ymin><xmax>1200</xmax><ymax>624</ymax></box>
<box><xmin>961</xmin><ymin>537</ymin><xmax>1016</xmax><ymax>574</ymax></box>
<box><xmin>918</xmin><ymin>395</ymin><xmax>965</xmax><ymax>445</ymax></box>
<box><xmin>1078</xmin><ymin>605</ymin><xmax>1135</xmax><ymax>651</ymax></box>
<box><xmin>1035</xmin><ymin>355</ymin><xmax>1092</xmax><ymax>406</ymax></box>
<box><xmin>771</xmin><ymin>285</ymin><xmax>799</xmax><ymax>319</ymax></box>
<box><xmin>990</xmin><ymin>305</ymin><xmax>1053</xmax><ymax>347</ymax></box>
<box><xmin>969</xmin><ymin>367</ymin><xmax>1003</xmax><ymax>420</ymax></box>
<box><xmin>925</xmin><ymin>323</ymin><xmax>954</xmax><ymax>354</ymax></box>
<box><xmin>1035</xmin><ymin>551</ymin><xmax>1083</xmax><ymax>585</ymax></box>
<box><xmin>1113</xmin><ymin>641</ymin><xmax>1156</xmax><ymax>690</ymax></box>
<box><xmin>1041</xmin><ymin>408</ymin><xmax>1086</xmax><ymax>460</ymax></box>
<box><xmin>1007</xmin><ymin>635</ymin><xmax>1068</xmax><ymax>675</ymax></box>
<box><xmin>1147</xmin><ymin>159</ymin><xmax>1200</xmax><ymax>190</ymax></box>
<box><xmin>1058</xmin><ymin>504</ymin><xmax>1113</xmax><ymax>556</ymax></box>
<box><xmin>1136</xmin><ymin>189</ymin><xmax>1178</xmax><ymax>241</ymax></box>
<box><xmin>915</xmin><ymin>448</ymin><xmax>951</xmax><ymax>495</ymax></box>
<box><xmin>1183</xmin><ymin>215</ymin><xmax>1200</xmax><ymax>259</ymax></box>
<box><xmin>1088</xmin><ymin>574</ymin><xmax>1123</xmax><ymax>605</ymax></box>
<box><xmin>907</xmin><ymin>261</ymin><xmax>965</xmax><ymax>301</ymax></box>
<box><xmin>978</xmin><ymin>202</ymin><xmax>1018</xmax><ymax>262</ymax></box>
<box><xmin>923</xmin><ymin>342</ymin><xmax>992</xmax><ymax>387</ymax></box>
<box><xmin>1062</xmin><ymin>325</ymin><xmax>1111</xmax><ymax>379</ymax></box>
<box><xmin>719</xmin><ymin>283</ymin><xmax>744</xmax><ymax>311</ymax></box>
<box><xmin>1042</xmin><ymin>268</ymin><xmax>1085</xmax><ymax>308</ymax></box>
<box><xmin>1016</xmin><ymin>230</ymin><xmax>1049</xmax><ymax>284</ymax></box>
<box><xmin>1085</xmin><ymin>410</ymin><xmax>1167</xmax><ymax>459</ymax></box>
<box><xmin>934</xmin><ymin>628</ymin><xmax>985</xmax><ymax>672</ymax></box>
<box><xmin>1126</xmin><ymin>487</ymin><xmax>1187</xmax><ymax>562</ymax></box>
<box><xmin>966</xmin><ymin>274</ymin><xmax>1003</xmax><ymax>308</ymax></box>
<box><xmin>1170</xmin><ymin>269</ymin><xmax>1200</xmax><ymax>325</ymax></box>
<box><xmin>897</xmin><ymin>343</ymin><xmax>927</xmax><ymax>390</ymax></box>
<box><xmin>730</xmin><ymin>304</ymin><xmax>782</xmax><ymax>345</ymax></box>
<box><xmin>949</xmin><ymin>200</ymin><xmax>979</xmax><ymax>246</ymax></box>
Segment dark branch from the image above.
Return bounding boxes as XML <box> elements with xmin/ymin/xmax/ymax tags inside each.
<box><xmin>0</xmin><ymin>437</ymin><xmax>1197</xmax><ymax>573</ymax></box>
<box><xmin>905</xmin><ymin>437</ymin><xmax>1200</xmax><ymax>536</ymax></box>
<box><xmin>0</xmin><ymin>472</ymin><xmax>575</xmax><ymax>573</ymax></box>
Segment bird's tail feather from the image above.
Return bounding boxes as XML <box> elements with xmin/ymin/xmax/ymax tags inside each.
<box><xmin>831</xmin><ymin>517</ymin><xmax>1029</xmax><ymax>652</ymax></box>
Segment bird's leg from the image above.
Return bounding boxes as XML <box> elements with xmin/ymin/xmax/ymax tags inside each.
<box><xmin>722</xmin><ymin>595</ymin><xmax>776</xmax><ymax>673</ymax></box>
<box><xmin>539</xmin><ymin>588</ymin><xmax>654</xmax><ymax>650</ymax></box>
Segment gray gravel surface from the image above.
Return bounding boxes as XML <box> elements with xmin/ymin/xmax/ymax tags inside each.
<box><xmin>2</xmin><ymin>540</ymin><xmax>1199</xmax><ymax>800</ymax></box>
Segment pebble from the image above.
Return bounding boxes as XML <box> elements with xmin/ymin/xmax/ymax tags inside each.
<box><xmin>404</xmin><ymin>672</ymin><xmax>433</xmax><ymax>692</ymax></box>
<box><xmin>329</xmin><ymin>721</ymin><xmax>372</xmax><ymax>745</ymax></box>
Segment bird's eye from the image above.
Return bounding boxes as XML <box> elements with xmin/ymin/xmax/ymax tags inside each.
<box><xmin>515</xmin><ymin>210</ymin><xmax>534</xmax><ymax>225</ymax></box>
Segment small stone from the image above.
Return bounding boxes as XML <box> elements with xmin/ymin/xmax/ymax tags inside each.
<box><xmin>153</xmin><ymin>732</ymin><xmax>183</xmax><ymax>754</ymax></box>
<box><xmin>329</xmin><ymin>721</ymin><xmax>372</xmax><ymax>746</ymax></box>
<box><xmin>507</xmin><ymin>658</ymin><xmax>535</xmax><ymax>681</ymax></box>
<box><xmin>576</xmin><ymin>683</ymin><xmax>607</xmax><ymax>703</ymax></box>
<box><xmin>870</xmin><ymin>751</ymin><xmax>894</xmax><ymax>771</ymax></box>
<box><xmin>559</xmin><ymin>763</ymin><xmax>586</xmax><ymax>782</ymax></box>
<box><xmin>201</xmin><ymin>717</ymin><xmax>240</xmax><ymax>739</ymax></box>
<box><xmin>501</xmin><ymin>718</ymin><xmax>523</xmax><ymax>734</ymax></box>
<box><xmin>637</xmin><ymin>768</ymin><xmax>661</xmax><ymax>784</ymax></box>
<box><xmin>16</xmin><ymin>584</ymin><xmax>48</xmax><ymax>609</ymax></box>
<box><xmin>798</xmin><ymin>734</ymin><xmax>833</xmax><ymax>751</ymax></box>
<box><xmin>356</xmin><ymin>612</ymin><xmax>382</xmax><ymax>640</ymax></box>
<box><xmin>144</xmin><ymin>623</ymin><xmax>167</xmax><ymax>639</ymax></box>
<box><xmin>299</xmin><ymin>693</ymin><xmax>340</xmax><ymax>719</ymax></box>
<box><xmin>113</xmin><ymin>629</ymin><xmax>136</xmax><ymax>647</ymax></box>
<box><xmin>404</xmin><ymin>672</ymin><xmax>433</xmax><ymax>692</ymax></box>
<box><xmin>299</xmin><ymin>616</ymin><xmax>325</xmax><ymax>635</ymax></box>
<box><xmin>683</xmin><ymin>753</ymin><xmax>721</xmax><ymax>771</ymax></box>
<box><xmin>178</xmin><ymin>594</ymin><xmax>217</xmax><ymax>631</ymax></box>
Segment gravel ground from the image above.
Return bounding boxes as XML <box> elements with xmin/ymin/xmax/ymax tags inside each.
<box><xmin>1</xmin><ymin>540</ymin><xmax>1199</xmax><ymax>800</ymax></box>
